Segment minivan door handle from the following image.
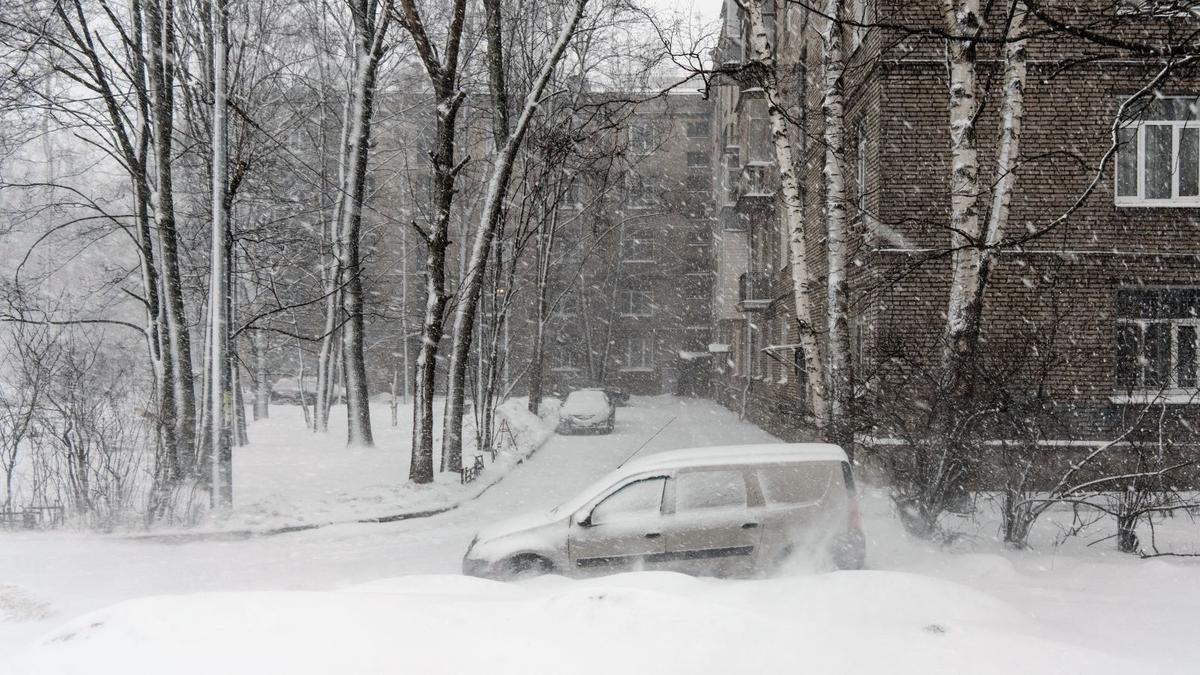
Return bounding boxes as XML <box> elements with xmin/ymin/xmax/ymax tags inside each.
<box><xmin>644</xmin><ymin>532</ymin><xmax>661</xmax><ymax>539</ymax></box>
<box><xmin>741</xmin><ymin>522</ymin><xmax>759</xmax><ymax>529</ymax></box>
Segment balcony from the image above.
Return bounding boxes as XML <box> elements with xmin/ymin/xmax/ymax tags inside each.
<box><xmin>737</xmin><ymin>271</ymin><xmax>771</xmax><ymax>312</ymax></box>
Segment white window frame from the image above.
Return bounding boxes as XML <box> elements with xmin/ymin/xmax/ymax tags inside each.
<box><xmin>1115</xmin><ymin>96</ymin><xmax>1200</xmax><ymax>207</ymax></box>
<box><xmin>1116</xmin><ymin>1</ymin><xmax>1200</xmax><ymax>17</ymax></box>
<box><xmin>549</xmin><ymin>342</ymin><xmax>581</xmax><ymax>373</ymax></box>
<box><xmin>622</xmin><ymin>335</ymin><xmax>655</xmax><ymax>372</ymax></box>
<box><xmin>777</xmin><ymin>315</ymin><xmax>789</xmax><ymax>385</ymax></box>
<box><xmin>628</xmin><ymin>121</ymin><xmax>658</xmax><ymax>157</ymax></box>
<box><xmin>619</xmin><ymin>290</ymin><xmax>654</xmax><ymax>317</ymax></box>
<box><xmin>626</xmin><ymin>173</ymin><xmax>659</xmax><ymax>209</ymax></box>
<box><xmin>1115</xmin><ymin>317</ymin><xmax>1200</xmax><ymax>393</ymax></box>
<box><xmin>622</xmin><ymin>227</ymin><xmax>656</xmax><ymax>262</ymax></box>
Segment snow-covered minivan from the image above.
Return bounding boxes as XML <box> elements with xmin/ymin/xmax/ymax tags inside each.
<box><xmin>462</xmin><ymin>443</ymin><xmax>865</xmax><ymax>580</ymax></box>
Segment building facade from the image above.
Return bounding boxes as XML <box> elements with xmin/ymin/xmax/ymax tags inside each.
<box><xmin>708</xmin><ymin>0</ymin><xmax>1200</xmax><ymax>458</ymax></box>
<box><xmin>506</xmin><ymin>92</ymin><xmax>718</xmax><ymax>398</ymax></box>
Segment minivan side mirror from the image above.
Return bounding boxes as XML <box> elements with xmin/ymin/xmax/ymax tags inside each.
<box><xmin>573</xmin><ymin>511</ymin><xmax>593</xmax><ymax>528</ymax></box>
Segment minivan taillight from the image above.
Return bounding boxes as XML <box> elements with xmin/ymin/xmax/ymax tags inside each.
<box><xmin>848</xmin><ymin>495</ymin><xmax>862</xmax><ymax>531</ymax></box>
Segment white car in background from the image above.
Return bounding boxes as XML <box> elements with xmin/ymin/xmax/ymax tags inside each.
<box><xmin>556</xmin><ymin>389</ymin><xmax>616</xmax><ymax>434</ymax></box>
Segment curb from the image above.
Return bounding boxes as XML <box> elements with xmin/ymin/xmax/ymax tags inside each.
<box><xmin>123</xmin><ymin>427</ymin><xmax>554</xmax><ymax>545</ymax></box>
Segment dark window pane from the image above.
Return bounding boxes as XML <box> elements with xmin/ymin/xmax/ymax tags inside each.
<box><xmin>1181</xmin><ymin>128</ymin><xmax>1199</xmax><ymax>197</ymax></box>
<box><xmin>1179</xmin><ymin>325</ymin><xmax>1197</xmax><ymax>388</ymax></box>
<box><xmin>1117</xmin><ymin>127</ymin><xmax>1139</xmax><ymax>197</ymax></box>
<box><xmin>1145</xmin><ymin>125</ymin><xmax>1173</xmax><ymax>199</ymax></box>
<box><xmin>1144</xmin><ymin>323</ymin><xmax>1170</xmax><ymax>388</ymax></box>
<box><xmin>1116</xmin><ymin>323</ymin><xmax>1141</xmax><ymax>388</ymax></box>
<box><xmin>794</xmin><ymin>348</ymin><xmax>808</xmax><ymax>403</ymax></box>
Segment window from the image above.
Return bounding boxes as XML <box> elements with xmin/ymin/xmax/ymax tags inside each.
<box><xmin>794</xmin><ymin>347</ymin><xmax>808</xmax><ymax>404</ymax></box>
<box><xmin>549</xmin><ymin>341</ymin><xmax>579</xmax><ymax>372</ymax></box>
<box><xmin>1115</xmin><ymin>96</ymin><xmax>1200</xmax><ymax>206</ymax></box>
<box><xmin>674</xmin><ymin>470</ymin><xmax>748</xmax><ymax>513</ymax></box>
<box><xmin>687</xmin><ymin>223</ymin><xmax>710</xmax><ymax>246</ymax></box>
<box><xmin>561</xmin><ymin>182</ymin><xmax>582</xmax><ymax>209</ymax></box>
<box><xmin>590</xmin><ymin>477</ymin><xmax>665</xmax><ymax>525</ymax></box>
<box><xmin>686</xmin><ymin>120</ymin><xmax>711</xmax><ymax>138</ymax></box>
<box><xmin>628</xmin><ymin>121</ymin><xmax>659</xmax><ymax>156</ymax></box>
<box><xmin>854</xmin><ymin>120</ymin><xmax>868</xmax><ymax>217</ymax></box>
<box><xmin>777</xmin><ymin>316</ymin><xmax>789</xmax><ymax>384</ymax></box>
<box><xmin>687</xmin><ymin>151</ymin><xmax>710</xmax><ymax>168</ymax></box>
<box><xmin>626</xmin><ymin>173</ymin><xmax>660</xmax><ymax>208</ymax></box>
<box><xmin>683</xmin><ymin>273</ymin><xmax>709</xmax><ymax>301</ymax></box>
<box><xmin>622</xmin><ymin>228</ymin><xmax>655</xmax><ymax>262</ymax></box>
<box><xmin>1117</xmin><ymin>1</ymin><xmax>1200</xmax><ymax>17</ymax></box>
<box><xmin>757</xmin><ymin>464</ymin><xmax>838</xmax><ymax>505</ymax></box>
<box><xmin>619</xmin><ymin>290</ymin><xmax>654</xmax><ymax>317</ymax></box>
<box><xmin>1115</xmin><ymin>287</ymin><xmax>1200</xmax><ymax>391</ymax></box>
<box><xmin>748</xmin><ymin>115</ymin><xmax>771</xmax><ymax>162</ymax></box>
<box><xmin>751</xmin><ymin>323</ymin><xmax>764</xmax><ymax>380</ymax></box>
<box><xmin>623</xmin><ymin>336</ymin><xmax>655</xmax><ymax>370</ymax></box>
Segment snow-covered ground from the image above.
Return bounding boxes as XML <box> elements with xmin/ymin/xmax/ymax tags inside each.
<box><xmin>211</xmin><ymin>397</ymin><xmax>559</xmax><ymax>532</ymax></box>
<box><xmin>3</xmin><ymin>395</ymin><xmax>1199</xmax><ymax>674</ymax></box>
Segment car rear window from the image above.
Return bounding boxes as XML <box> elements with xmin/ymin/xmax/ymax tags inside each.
<box><xmin>756</xmin><ymin>462</ymin><xmax>840</xmax><ymax>505</ymax></box>
<box><xmin>674</xmin><ymin>470</ymin><xmax>748</xmax><ymax>513</ymax></box>
<box><xmin>565</xmin><ymin>391</ymin><xmax>609</xmax><ymax>409</ymax></box>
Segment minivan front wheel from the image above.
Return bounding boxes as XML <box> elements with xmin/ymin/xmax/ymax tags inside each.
<box><xmin>497</xmin><ymin>554</ymin><xmax>553</xmax><ymax>581</ymax></box>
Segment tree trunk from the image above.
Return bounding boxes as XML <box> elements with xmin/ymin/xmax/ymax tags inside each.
<box><xmin>743</xmin><ymin>0</ymin><xmax>830</xmax><ymax>431</ymax></box>
<box><xmin>441</xmin><ymin>0</ymin><xmax>589</xmax><ymax>470</ymax></box>
<box><xmin>252</xmin><ymin>329</ymin><xmax>269</xmax><ymax>420</ymax></box>
<box><xmin>821</xmin><ymin>0</ymin><xmax>852</xmax><ymax>441</ymax></box>
<box><xmin>208</xmin><ymin>0</ymin><xmax>232</xmax><ymax>508</ymax></box>
<box><xmin>939</xmin><ymin>0</ymin><xmax>984</xmax><ymax>384</ymax></box>
<box><xmin>146</xmin><ymin>0</ymin><xmax>198</xmax><ymax>478</ymax></box>
<box><xmin>953</xmin><ymin>2</ymin><xmax>1028</xmax><ymax>374</ymax></box>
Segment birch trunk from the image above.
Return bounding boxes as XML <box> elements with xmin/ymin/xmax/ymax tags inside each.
<box><xmin>821</xmin><ymin>0</ymin><xmax>852</xmax><ymax>438</ymax></box>
<box><xmin>146</xmin><ymin>0</ymin><xmax>198</xmax><ymax>477</ymax></box>
<box><xmin>939</xmin><ymin>0</ymin><xmax>984</xmax><ymax>383</ymax></box>
<box><xmin>967</xmin><ymin>4</ymin><xmax>1028</xmax><ymax>355</ymax></box>
<box><xmin>743</xmin><ymin>0</ymin><xmax>830</xmax><ymax>430</ymax></box>
<box><xmin>208</xmin><ymin>0</ymin><xmax>232</xmax><ymax>508</ymax></box>
<box><xmin>398</xmin><ymin>0</ymin><xmax>468</xmax><ymax>484</ymax></box>
<box><xmin>441</xmin><ymin>0</ymin><xmax>589</xmax><ymax>470</ymax></box>
<box><xmin>337</xmin><ymin>0</ymin><xmax>392</xmax><ymax>448</ymax></box>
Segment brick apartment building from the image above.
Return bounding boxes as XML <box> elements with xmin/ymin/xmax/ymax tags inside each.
<box><xmin>506</xmin><ymin>92</ymin><xmax>718</xmax><ymax>398</ymax></box>
<box><xmin>707</xmin><ymin>0</ymin><xmax>1200</xmax><ymax>452</ymax></box>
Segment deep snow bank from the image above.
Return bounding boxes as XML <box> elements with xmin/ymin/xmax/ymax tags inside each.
<box><xmin>10</xmin><ymin>571</ymin><xmax>1139</xmax><ymax>675</ymax></box>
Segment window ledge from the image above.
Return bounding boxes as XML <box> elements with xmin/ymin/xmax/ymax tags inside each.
<box><xmin>1114</xmin><ymin>199</ymin><xmax>1200</xmax><ymax>209</ymax></box>
<box><xmin>1111</xmin><ymin>391</ymin><xmax>1200</xmax><ymax>405</ymax></box>
<box><xmin>619</xmin><ymin>367</ymin><xmax>655</xmax><ymax>373</ymax></box>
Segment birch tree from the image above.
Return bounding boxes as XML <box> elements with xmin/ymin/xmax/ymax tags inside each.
<box><xmin>742</xmin><ymin>0</ymin><xmax>830</xmax><ymax>431</ymax></box>
<box><xmin>395</xmin><ymin>0</ymin><xmax>469</xmax><ymax>484</ymax></box>
<box><xmin>440</xmin><ymin>0</ymin><xmax>591</xmax><ymax>473</ymax></box>
<box><xmin>337</xmin><ymin>0</ymin><xmax>394</xmax><ymax>447</ymax></box>
<box><xmin>819</xmin><ymin>0</ymin><xmax>851</xmax><ymax>441</ymax></box>
<box><xmin>207</xmin><ymin>0</ymin><xmax>232</xmax><ymax>507</ymax></box>
<box><xmin>938</xmin><ymin>0</ymin><xmax>983</xmax><ymax>385</ymax></box>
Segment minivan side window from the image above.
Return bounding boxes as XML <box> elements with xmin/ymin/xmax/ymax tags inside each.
<box><xmin>589</xmin><ymin>477</ymin><xmax>666</xmax><ymax>525</ymax></box>
<box><xmin>674</xmin><ymin>470</ymin><xmax>748</xmax><ymax>513</ymax></box>
<box><xmin>757</xmin><ymin>463</ymin><xmax>838</xmax><ymax>505</ymax></box>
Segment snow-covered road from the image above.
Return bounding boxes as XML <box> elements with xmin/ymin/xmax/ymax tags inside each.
<box><xmin>4</xmin><ymin>396</ymin><xmax>1200</xmax><ymax>674</ymax></box>
<box><xmin>0</xmin><ymin>397</ymin><xmax>775</xmax><ymax>654</ymax></box>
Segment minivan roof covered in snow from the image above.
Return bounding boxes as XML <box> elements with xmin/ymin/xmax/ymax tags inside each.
<box><xmin>622</xmin><ymin>443</ymin><xmax>848</xmax><ymax>474</ymax></box>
